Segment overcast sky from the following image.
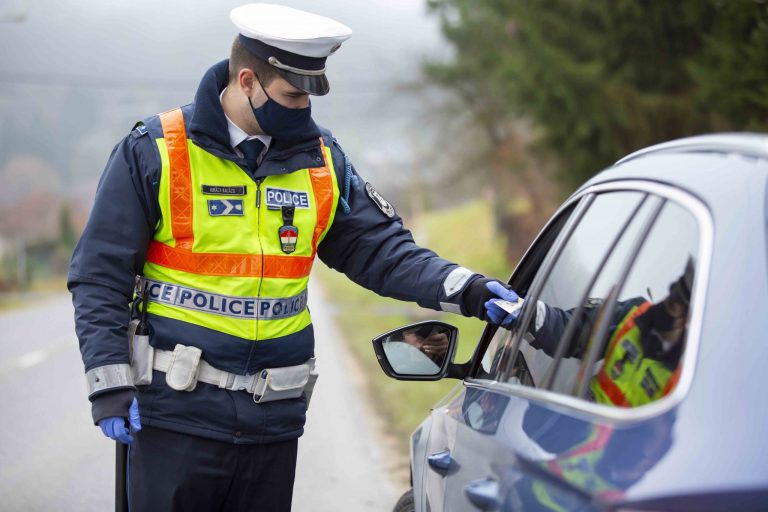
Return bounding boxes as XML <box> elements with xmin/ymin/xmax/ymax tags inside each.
<box><xmin>0</xmin><ymin>0</ymin><xmax>448</xmax><ymax>196</ymax></box>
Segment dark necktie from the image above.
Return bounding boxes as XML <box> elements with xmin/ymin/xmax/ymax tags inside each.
<box><xmin>237</xmin><ymin>138</ymin><xmax>266</xmax><ymax>173</ymax></box>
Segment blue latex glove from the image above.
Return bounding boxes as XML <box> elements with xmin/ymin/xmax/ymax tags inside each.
<box><xmin>98</xmin><ymin>398</ymin><xmax>141</xmax><ymax>444</ymax></box>
<box><xmin>484</xmin><ymin>281</ymin><xmax>521</xmax><ymax>326</ymax></box>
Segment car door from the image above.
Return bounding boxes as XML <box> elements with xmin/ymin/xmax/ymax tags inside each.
<box><xmin>442</xmin><ymin>183</ymin><xmax>706</xmax><ymax>511</ymax></box>
<box><xmin>416</xmin><ymin>198</ymin><xmax>581</xmax><ymax>512</ymax></box>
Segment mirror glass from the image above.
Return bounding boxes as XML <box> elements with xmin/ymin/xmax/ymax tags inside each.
<box><xmin>381</xmin><ymin>323</ymin><xmax>451</xmax><ymax>376</ymax></box>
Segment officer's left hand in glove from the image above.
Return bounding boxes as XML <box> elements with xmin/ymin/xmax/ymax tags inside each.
<box><xmin>98</xmin><ymin>398</ymin><xmax>141</xmax><ymax>444</ymax></box>
<box><xmin>462</xmin><ymin>278</ymin><xmax>523</xmax><ymax>327</ymax></box>
<box><xmin>484</xmin><ymin>281</ymin><xmax>522</xmax><ymax>327</ymax></box>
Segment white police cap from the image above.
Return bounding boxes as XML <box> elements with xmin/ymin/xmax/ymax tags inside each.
<box><xmin>230</xmin><ymin>3</ymin><xmax>352</xmax><ymax>96</ymax></box>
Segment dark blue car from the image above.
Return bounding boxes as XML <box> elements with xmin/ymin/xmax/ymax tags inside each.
<box><xmin>373</xmin><ymin>134</ymin><xmax>768</xmax><ymax>512</ymax></box>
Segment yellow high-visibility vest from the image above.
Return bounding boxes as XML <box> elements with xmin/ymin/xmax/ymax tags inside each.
<box><xmin>591</xmin><ymin>303</ymin><xmax>680</xmax><ymax>407</ymax></box>
<box><xmin>532</xmin><ymin>425</ymin><xmax>624</xmax><ymax>510</ymax></box>
<box><xmin>141</xmin><ymin>108</ymin><xmax>340</xmax><ymax>344</ymax></box>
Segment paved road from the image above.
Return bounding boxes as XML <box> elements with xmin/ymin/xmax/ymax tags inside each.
<box><xmin>0</xmin><ymin>282</ymin><xmax>397</xmax><ymax>511</ymax></box>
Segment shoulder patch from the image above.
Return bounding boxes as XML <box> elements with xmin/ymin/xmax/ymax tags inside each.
<box><xmin>132</xmin><ymin>122</ymin><xmax>148</xmax><ymax>137</ymax></box>
<box><xmin>365</xmin><ymin>182</ymin><xmax>395</xmax><ymax>218</ymax></box>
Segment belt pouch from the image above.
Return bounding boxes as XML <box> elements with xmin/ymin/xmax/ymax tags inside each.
<box><xmin>253</xmin><ymin>360</ymin><xmax>312</xmax><ymax>403</ymax></box>
<box><xmin>166</xmin><ymin>344</ymin><xmax>202</xmax><ymax>391</ymax></box>
<box><xmin>305</xmin><ymin>360</ymin><xmax>319</xmax><ymax>407</ymax></box>
<box><xmin>128</xmin><ymin>319</ymin><xmax>154</xmax><ymax>386</ymax></box>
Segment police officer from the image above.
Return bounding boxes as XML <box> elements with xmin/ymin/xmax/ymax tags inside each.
<box><xmin>69</xmin><ymin>4</ymin><xmax>516</xmax><ymax>510</ymax></box>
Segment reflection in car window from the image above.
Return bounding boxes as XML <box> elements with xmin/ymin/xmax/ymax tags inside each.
<box><xmin>577</xmin><ymin>201</ymin><xmax>699</xmax><ymax>406</ymax></box>
<box><xmin>504</xmin><ymin>192</ymin><xmax>648</xmax><ymax>388</ymax></box>
<box><xmin>547</xmin><ymin>196</ymin><xmax>663</xmax><ymax>394</ymax></box>
<box><xmin>506</xmin><ymin>193</ymin><xmax>699</xmax><ymax>409</ymax></box>
<box><xmin>475</xmin><ymin>202</ymin><xmax>577</xmax><ymax>382</ymax></box>
<box><xmin>479</xmin><ymin>327</ymin><xmax>512</xmax><ymax>379</ymax></box>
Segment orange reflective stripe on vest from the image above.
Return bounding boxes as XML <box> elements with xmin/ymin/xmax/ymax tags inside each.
<box><xmin>159</xmin><ymin>108</ymin><xmax>194</xmax><ymax>250</ymax></box>
<box><xmin>604</xmin><ymin>302</ymin><xmax>651</xmax><ymax>356</ymax></box>
<box><xmin>595</xmin><ymin>368</ymin><xmax>631</xmax><ymax>406</ymax></box>
<box><xmin>147</xmin><ymin>108</ymin><xmax>334</xmax><ymax>278</ymax></box>
<box><xmin>308</xmin><ymin>162</ymin><xmax>334</xmax><ymax>254</ymax></box>
<box><xmin>146</xmin><ymin>242</ymin><xmax>315</xmax><ymax>278</ymax></box>
<box><xmin>594</xmin><ymin>302</ymin><xmax>652</xmax><ymax>407</ymax></box>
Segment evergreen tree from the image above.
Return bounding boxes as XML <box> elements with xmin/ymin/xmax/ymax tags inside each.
<box><xmin>426</xmin><ymin>0</ymin><xmax>768</xmax><ymax>187</ymax></box>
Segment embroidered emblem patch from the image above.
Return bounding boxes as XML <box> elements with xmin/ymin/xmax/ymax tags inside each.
<box><xmin>278</xmin><ymin>206</ymin><xmax>298</xmax><ymax>254</ymax></box>
<box><xmin>265</xmin><ymin>187</ymin><xmax>310</xmax><ymax>210</ymax></box>
<box><xmin>202</xmin><ymin>185</ymin><xmax>247</xmax><ymax>195</ymax></box>
<box><xmin>365</xmin><ymin>182</ymin><xmax>395</xmax><ymax>218</ymax></box>
<box><xmin>208</xmin><ymin>199</ymin><xmax>244</xmax><ymax>216</ymax></box>
<box><xmin>279</xmin><ymin>225</ymin><xmax>298</xmax><ymax>254</ymax></box>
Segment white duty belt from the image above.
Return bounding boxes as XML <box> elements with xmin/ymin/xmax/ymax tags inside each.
<box><xmin>148</xmin><ymin>344</ymin><xmax>317</xmax><ymax>404</ymax></box>
<box><xmin>86</xmin><ymin>322</ymin><xmax>318</xmax><ymax>405</ymax></box>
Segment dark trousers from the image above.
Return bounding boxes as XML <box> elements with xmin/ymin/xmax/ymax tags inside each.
<box><xmin>127</xmin><ymin>426</ymin><xmax>298</xmax><ymax>512</ymax></box>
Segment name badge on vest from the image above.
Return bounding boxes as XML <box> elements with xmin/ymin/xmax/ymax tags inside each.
<box><xmin>279</xmin><ymin>206</ymin><xmax>298</xmax><ymax>254</ymax></box>
<box><xmin>202</xmin><ymin>185</ymin><xmax>247</xmax><ymax>196</ymax></box>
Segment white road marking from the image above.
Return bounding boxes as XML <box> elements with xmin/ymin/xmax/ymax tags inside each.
<box><xmin>2</xmin><ymin>339</ymin><xmax>76</xmax><ymax>375</ymax></box>
<box><xmin>16</xmin><ymin>349</ymin><xmax>48</xmax><ymax>369</ymax></box>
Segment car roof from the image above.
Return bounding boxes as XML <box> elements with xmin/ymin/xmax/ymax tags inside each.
<box><xmin>614</xmin><ymin>132</ymin><xmax>768</xmax><ymax>166</ymax></box>
<box><xmin>576</xmin><ymin>132</ymin><xmax>768</xmax><ymax>196</ymax></box>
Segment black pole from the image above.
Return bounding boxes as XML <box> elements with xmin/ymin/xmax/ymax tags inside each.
<box><xmin>115</xmin><ymin>441</ymin><xmax>129</xmax><ymax>512</ymax></box>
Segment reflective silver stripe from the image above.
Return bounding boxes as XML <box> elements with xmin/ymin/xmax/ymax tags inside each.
<box><xmin>86</xmin><ymin>363</ymin><xmax>134</xmax><ymax>399</ymax></box>
<box><xmin>439</xmin><ymin>301</ymin><xmax>463</xmax><ymax>315</ymax></box>
<box><xmin>535</xmin><ymin>300</ymin><xmax>547</xmax><ymax>332</ymax></box>
<box><xmin>139</xmin><ymin>278</ymin><xmax>308</xmax><ymax>320</ymax></box>
<box><xmin>442</xmin><ymin>266</ymin><xmax>476</xmax><ymax>298</ymax></box>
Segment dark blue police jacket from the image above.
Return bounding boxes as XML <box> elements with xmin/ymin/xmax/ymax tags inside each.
<box><xmin>68</xmin><ymin>60</ymin><xmax>480</xmax><ymax>444</ymax></box>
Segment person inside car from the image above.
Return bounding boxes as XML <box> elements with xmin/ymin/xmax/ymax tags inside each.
<box><xmin>383</xmin><ymin>324</ymin><xmax>451</xmax><ymax>375</ymax></box>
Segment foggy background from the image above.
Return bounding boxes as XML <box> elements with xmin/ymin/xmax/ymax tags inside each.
<box><xmin>0</xmin><ymin>0</ymin><xmax>448</xmax><ymax>290</ymax></box>
<box><xmin>1</xmin><ymin>1</ymin><xmax>765</xmax><ymax>509</ymax></box>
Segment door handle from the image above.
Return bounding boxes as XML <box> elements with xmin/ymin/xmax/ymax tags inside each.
<box><xmin>427</xmin><ymin>449</ymin><xmax>453</xmax><ymax>472</ymax></box>
<box><xmin>464</xmin><ymin>477</ymin><xmax>500</xmax><ymax>511</ymax></box>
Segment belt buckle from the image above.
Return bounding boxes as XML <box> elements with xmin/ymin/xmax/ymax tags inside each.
<box><xmin>230</xmin><ymin>373</ymin><xmax>254</xmax><ymax>392</ymax></box>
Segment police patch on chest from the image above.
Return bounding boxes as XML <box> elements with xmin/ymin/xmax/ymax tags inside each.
<box><xmin>208</xmin><ymin>199</ymin><xmax>244</xmax><ymax>216</ymax></box>
<box><xmin>365</xmin><ymin>182</ymin><xmax>395</xmax><ymax>218</ymax></box>
<box><xmin>265</xmin><ymin>187</ymin><xmax>310</xmax><ymax>210</ymax></box>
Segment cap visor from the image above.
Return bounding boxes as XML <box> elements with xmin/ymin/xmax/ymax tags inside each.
<box><xmin>277</xmin><ymin>69</ymin><xmax>330</xmax><ymax>96</ymax></box>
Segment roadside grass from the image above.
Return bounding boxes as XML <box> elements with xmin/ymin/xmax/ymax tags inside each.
<box><xmin>315</xmin><ymin>200</ymin><xmax>509</xmax><ymax>455</ymax></box>
<box><xmin>0</xmin><ymin>278</ymin><xmax>67</xmax><ymax>312</ymax></box>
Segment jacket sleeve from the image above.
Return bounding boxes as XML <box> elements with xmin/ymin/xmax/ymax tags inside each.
<box><xmin>67</xmin><ymin>127</ymin><xmax>160</xmax><ymax>419</ymax></box>
<box><xmin>530</xmin><ymin>297</ymin><xmax>648</xmax><ymax>359</ymax></box>
<box><xmin>317</xmin><ymin>139</ymin><xmax>486</xmax><ymax>315</ymax></box>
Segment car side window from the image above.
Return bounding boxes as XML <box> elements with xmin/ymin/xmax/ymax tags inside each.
<box><xmin>501</xmin><ymin>191</ymin><xmax>700</xmax><ymax>409</ymax></box>
<box><xmin>476</xmin><ymin>201</ymin><xmax>577</xmax><ymax>381</ymax></box>
<box><xmin>573</xmin><ymin>200</ymin><xmax>699</xmax><ymax>406</ymax></box>
<box><xmin>499</xmin><ymin>192</ymin><xmax>650</xmax><ymax>387</ymax></box>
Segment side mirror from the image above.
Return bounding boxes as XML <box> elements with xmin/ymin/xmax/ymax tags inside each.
<box><xmin>372</xmin><ymin>321</ymin><xmax>458</xmax><ymax>381</ymax></box>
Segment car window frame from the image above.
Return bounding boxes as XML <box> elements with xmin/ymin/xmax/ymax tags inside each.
<box><xmin>541</xmin><ymin>193</ymin><xmax>663</xmax><ymax>391</ymax></box>
<box><xmin>466</xmin><ymin>196</ymin><xmax>588</xmax><ymax>380</ymax></box>
<box><xmin>494</xmin><ymin>193</ymin><xmax>598</xmax><ymax>383</ymax></box>
<box><xmin>465</xmin><ymin>180</ymin><xmax>713</xmax><ymax>424</ymax></box>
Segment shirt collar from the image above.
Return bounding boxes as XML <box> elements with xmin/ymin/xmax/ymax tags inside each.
<box><xmin>219</xmin><ymin>88</ymin><xmax>272</xmax><ymax>151</ymax></box>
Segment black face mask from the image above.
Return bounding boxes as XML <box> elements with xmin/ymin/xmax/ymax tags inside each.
<box><xmin>248</xmin><ymin>78</ymin><xmax>313</xmax><ymax>142</ymax></box>
<box><xmin>641</xmin><ymin>302</ymin><xmax>677</xmax><ymax>332</ymax></box>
